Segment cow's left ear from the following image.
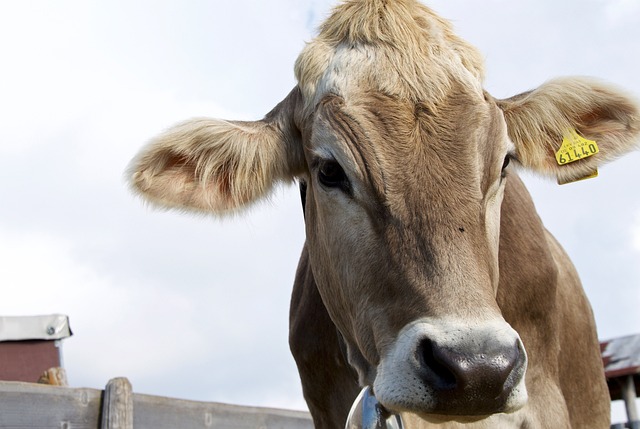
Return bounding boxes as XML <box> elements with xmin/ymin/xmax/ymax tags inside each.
<box><xmin>128</xmin><ymin>87</ymin><xmax>306</xmax><ymax>215</ymax></box>
<box><xmin>497</xmin><ymin>77</ymin><xmax>640</xmax><ymax>183</ymax></box>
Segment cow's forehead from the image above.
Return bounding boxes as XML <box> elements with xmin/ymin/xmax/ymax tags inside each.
<box><xmin>294</xmin><ymin>1</ymin><xmax>485</xmax><ymax>112</ymax></box>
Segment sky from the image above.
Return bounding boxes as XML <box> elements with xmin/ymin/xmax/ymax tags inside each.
<box><xmin>0</xmin><ymin>0</ymin><xmax>639</xmax><ymax>424</ymax></box>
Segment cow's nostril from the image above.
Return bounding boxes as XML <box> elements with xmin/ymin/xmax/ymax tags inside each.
<box><xmin>418</xmin><ymin>338</ymin><xmax>457</xmax><ymax>389</ymax></box>
<box><xmin>417</xmin><ymin>335</ymin><xmax>524</xmax><ymax>405</ymax></box>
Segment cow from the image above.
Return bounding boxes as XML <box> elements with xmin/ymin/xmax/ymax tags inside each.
<box><xmin>128</xmin><ymin>0</ymin><xmax>640</xmax><ymax>427</ymax></box>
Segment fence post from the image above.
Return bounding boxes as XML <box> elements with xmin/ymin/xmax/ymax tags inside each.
<box><xmin>101</xmin><ymin>377</ymin><xmax>133</xmax><ymax>429</ymax></box>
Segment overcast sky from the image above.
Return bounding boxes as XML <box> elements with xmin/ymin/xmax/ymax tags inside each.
<box><xmin>1</xmin><ymin>0</ymin><xmax>638</xmax><ymax>423</ymax></box>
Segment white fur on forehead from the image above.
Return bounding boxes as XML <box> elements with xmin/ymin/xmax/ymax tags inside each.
<box><xmin>295</xmin><ymin>0</ymin><xmax>485</xmax><ymax>106</ymax></box>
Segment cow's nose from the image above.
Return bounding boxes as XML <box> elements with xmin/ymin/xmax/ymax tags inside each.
<box><xmin>416</xmin><ymin>337</ymin><xmax>523</xmax><ymax>411</ymax></box>
<box><xmin>373</xmin><ymin>319</ymin><xmax>528</xmax><ymax>416</ymax></box>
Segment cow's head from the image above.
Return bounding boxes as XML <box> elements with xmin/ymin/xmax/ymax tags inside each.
<box><xmin>128</xmin><ymin>0</ymin><xmax>639</xmax><ymax>421</ymax></box>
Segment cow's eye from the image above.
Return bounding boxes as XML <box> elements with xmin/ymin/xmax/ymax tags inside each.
<box><xmin>500</xmin><ymin>155</ymin><xmax>511</xmax><ymax>179</ymax></box>
<box><xmin>318</xmin><ymin>160</ymin><xmax>348</xmax><ymax>189</ymax></box>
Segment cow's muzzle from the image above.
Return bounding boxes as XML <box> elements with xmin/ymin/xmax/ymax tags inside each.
<box><xmin>373</xmin><ymin>318</ymin><xmax>528</xmax><ymax>418</ymax></box>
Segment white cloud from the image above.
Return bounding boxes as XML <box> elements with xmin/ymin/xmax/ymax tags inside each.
<box><xmin>633</xmin><ymin>209</ymin><xmax>640</xmax><ymax>252</ymax></box>
<box><xmin>0</xmin><ymin>227</ymin><xmax>206</xmax><ymax>379</ymax></box>
<box><xmin>0</xmin><ymin>230</ymin><xmax>99</xmax><ymax>316</ymax></box>
<box><xmin>600</xmin><ymin>0</ymin><xmax>640</xmax><ymax>26</ymax></box>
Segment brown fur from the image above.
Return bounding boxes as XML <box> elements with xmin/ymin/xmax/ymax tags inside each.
<box><xmin>290</xmin><ymin>173</ymin><xmax>610</xmax><ymax>428</ymax></box>
<box><xmin>128</xmin><ymin>1</ymin><xmax>640</xmax><ymax>427</ymax></box>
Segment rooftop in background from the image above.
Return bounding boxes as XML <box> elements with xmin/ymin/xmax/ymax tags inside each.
<box><xmin>0</xmin><ymin>314</ymin><xmax>72</xmax><ymax>342</ymax></box>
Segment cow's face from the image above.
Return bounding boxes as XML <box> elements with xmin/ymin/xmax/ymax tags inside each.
<box><xmin>294</xmin><ymin>40</ymin><xmax>528</xmax><ymax>418</ymax></box>
<box><xmin>128</xmin><ymin>0</ymin><xmax>639</xmax><ymax>422</ymax></box>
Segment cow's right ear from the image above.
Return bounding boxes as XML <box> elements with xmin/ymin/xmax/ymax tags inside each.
<box><xmin>128</xmin><ymin>88</ymin><xmax>306</xmax><ymax>215</ymax></box>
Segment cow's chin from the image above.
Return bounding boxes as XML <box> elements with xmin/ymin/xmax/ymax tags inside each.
<box><xmin>374</xmin><ymin>394</ymin><xmax>528</xmax><ymax>425</ymax></box>
<box><xmin>411</xmin><ymin>413</ymin><xmax>491</xmax><ymax>425</ymax></box>
<box><xmin>376</xmin><ymin>393</ymin><xmax>528</xmax><ymax>426</ymax></box>
<box><xmin>344</xmin><ymin>386</ymin><xmax>524</xmax><ymax>429</ymax></box>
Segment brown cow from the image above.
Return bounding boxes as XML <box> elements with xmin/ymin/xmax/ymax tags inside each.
<box><xmin>128</xmin><ymin>1</ymin><xmax>640</xmax><ymax>427</ymax></box>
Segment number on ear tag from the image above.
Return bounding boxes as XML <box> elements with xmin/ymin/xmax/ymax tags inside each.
<box><xmin>555</xmin><ymin>129</ymin><xmax>599</xmax><ymax>165</ymax></box>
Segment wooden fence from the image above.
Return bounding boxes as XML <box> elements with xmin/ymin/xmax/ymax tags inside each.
<box><xmin>0</xmin><ymin>378</ymin><xmax>314</xmax><ymax>429</ymax></box>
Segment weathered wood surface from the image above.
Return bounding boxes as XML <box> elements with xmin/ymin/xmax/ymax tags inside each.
<box><xmin>102</xmin><ymin>378</ymin><xmax>133</xmax><ymax>429</ymax></box>
<box><xmin>0</xmin><ymin>381</ymin><xmax>102</xmax><ymax>428</ymax></box>
<box><xmin>133</xmin><ymin>392</ymin><xmax>314</xmax><ymax>429</ymax></box>
<box><xmin>0</xmin><ymin>379</ymin><xmax>313</xmax><ymax>429</ymax></box>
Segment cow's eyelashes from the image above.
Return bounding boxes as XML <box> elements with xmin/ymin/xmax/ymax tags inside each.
<box><xmin>318</xmin><ymin>159</ymin><xmax>351</xmax><ymax>193</ymax></box>
<box><xmin>502</xmin><ymin>156</ymin><xmax>510</xmax><ymax>171</ymax></box>
<box><xmin>500</xmin><ymin>154</ymin><xmax>513</xmax><ymax>179</ymax></box>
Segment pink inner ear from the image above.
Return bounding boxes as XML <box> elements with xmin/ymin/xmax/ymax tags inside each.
<box><xmin>162</xmin><ymin>153</ymin><xmax>194</xmax><ymax>172</ymax></box>
<box><xmin>579</xmin><ymin>118</ymin><xmax>630</xmax><ymax>139</ymax></box>
<box><xmin>215</xmin><ymin>160</ymin><xmax>237</xmax><ymax>202</ymax></box>
<box><xmin>578</xmin><ymin>99</ymin><xmax>639</xmax><ymax>137</ymax></box>
<box><xmin>134</xmin><ymin>145</ymin><xmax>268</xmax><ymax>213</ymax></box>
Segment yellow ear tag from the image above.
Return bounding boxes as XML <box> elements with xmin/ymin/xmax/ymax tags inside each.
<box><xmin>555</xmin><ymin>129</ymin><xmax>600</xmax><ymax>185</ymax></box>
<box><xmin>557</xmin><ymin>169</ymin><xmax>598</xmax><ymax>185</ymax></box>
<box><xmin>555</xmin><ymin>129</ymin><xmax>599</xmax><ymax>165</ymax></box>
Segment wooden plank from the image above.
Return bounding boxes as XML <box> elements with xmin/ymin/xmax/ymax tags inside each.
<box><xmin>101</xmin><ymin>378</ymin><xmax>133</xmax><ymax>429</ymax></box>
<box><xmin>133</xmin><ymin>393</ymin><xmax>314</xmax><ymax>429</ymax></box>
<box><xmin>0</xmin><ymin>381</ymin><xmax>102</xmax><ymax>429</ymax></box>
